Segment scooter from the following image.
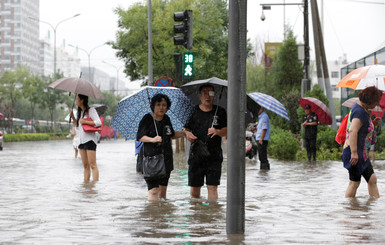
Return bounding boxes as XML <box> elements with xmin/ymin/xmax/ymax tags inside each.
<box><xmin>245</xmin><ymin>129</ymin><xmax>257</xmax><ymax>159</ymax></box>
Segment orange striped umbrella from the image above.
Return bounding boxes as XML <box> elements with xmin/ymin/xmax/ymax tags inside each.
<box><xmin>336</xmin><ymin>65</ymin><xmax>385</xmax><ymax>90</ymax></box>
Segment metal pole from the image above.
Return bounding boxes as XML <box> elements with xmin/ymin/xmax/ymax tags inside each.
<box><xmin>227</xmin><ymin>0</ymin><xmax>246</xmax><ymax>235</ymax></box>
<box><xmin>148</xmin><ymin>0</ymin><xmax>153</xmax><ymax>85</ymax></box>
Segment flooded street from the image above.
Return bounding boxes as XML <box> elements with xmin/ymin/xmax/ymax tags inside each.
<box><xmin>1</xmin><ymin>139</ymin><xmax>385</xmax><ymax>244</ymax></box>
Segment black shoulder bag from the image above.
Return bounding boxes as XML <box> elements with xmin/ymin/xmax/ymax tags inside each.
<box><xmin>142</xmin><ymin>115</ymin><xmax>167</xmax><ymax>179</ymax></box>
<box><xmin>190</xmin><ymin>106</ymin><xmax>219</xmax><ymax>163</ymax></box>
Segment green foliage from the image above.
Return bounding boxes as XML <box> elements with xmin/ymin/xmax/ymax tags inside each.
<box><xmin>316</xmin><ymin>125</ymin><xmax>340</xmax><ymax>150</ymax></box>
<box><xmin>269</xmin><ymin>127</ymin><xmax>300</xmax><ymax>160</ymax></box>
<box><xmin>3</xmin><ymin>133</ymin><xmax>68</xmax><ymax>142</ymax></box>
<box><xmin>270</xmin><ymin>29</ymin><xmax>303</xmax><ymax>98</ymax></box>
<box><xmin>281</xmin><ymin>90</ymin><xmax>301</xmax><ymax>134</ymax></box>
<box><xmin>111</xmin><ymin>0</ymin><xmax>229</xmax><ymax>85</ymax></box>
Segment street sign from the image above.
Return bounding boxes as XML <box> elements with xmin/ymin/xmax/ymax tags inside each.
<box><xmin>183</xmin><ymin>52</ymin><xmax>194</xmax><ymax>78</ymax></box>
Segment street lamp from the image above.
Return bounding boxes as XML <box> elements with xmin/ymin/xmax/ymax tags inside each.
<box><xmin>260</xmin><ymin>1</ymin><xmax>310</xmax><ymax>81</ymax></box>
<box><xmin>29</xmin><ymin>14</ymin><xmax>80</xmax><ymax>74</ymax></box>
<box><xmin>29</xmin><ymin>14</ymin><xmax>80</xmax><ymax>133</ymax></box>
<box><xmin>68</xmin><ymin>43</ymin><xmax>105</xmax><ymax>83</ymax></box>
<box><xmin>102</xmin><ymin>61</ymin><xmax>124</xmax><ymax>96</ymax></box>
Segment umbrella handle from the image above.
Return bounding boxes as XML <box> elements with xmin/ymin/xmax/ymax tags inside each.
<box><xmin>69</xmin><ymin>94</ymin><xmax>77</xmax><ymax>124</ymax></box>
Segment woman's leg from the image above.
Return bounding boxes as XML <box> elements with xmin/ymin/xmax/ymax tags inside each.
<box><xmin>148</xmin><ymin>187</ymin><xmax>159</xmax><ymax>201</ymax></box>
<box><xmin>368</xmin><ymin>174</ymin><xmax>379</xmax><ymax>198</ymax></box>
<box><xmin>86</xmin><ymin>150</ymin><xmax>99</xmax><ymax>181</ymax></box>
<box><xmin>158</xmin><ymin>185</ymin><xmax>167</xmax><ymax>199</ymax></box>
<box><xmin>345</xmin><ymin>181</ymin><xmax>360</xmax><ymax>197</ymax></box>
<box><xmin>79</xmin><ymin>149</ymin><xmax>90</xmax><ymax>181</ymax></box>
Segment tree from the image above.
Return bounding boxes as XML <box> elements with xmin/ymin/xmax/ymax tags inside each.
<box><xmin>21</xmin><ymin>72</ymin><xmax>45</xmax><ymax>122</ymax></box>
<box><xmin>270</xmin><ymin>28</ymin><xmax>303</xmax><ymax>98</ymax></box>
<box><xmin>110</xmin><ymin>0</ymin><xmax>229</xmax><ymax>86</ymax></box>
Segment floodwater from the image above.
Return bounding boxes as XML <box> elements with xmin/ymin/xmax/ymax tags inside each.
<box><xmin>1</xmin><ymin>139</ymin><xmax>385</xmax><ymax>244</ymax></box>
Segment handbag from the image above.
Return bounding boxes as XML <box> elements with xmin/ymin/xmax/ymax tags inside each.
<box><xmin>189</xmin><ymin>106</ymin><xmax>219</xmax><ymax>163</ymax></box>
<box><xmin>141</xmin><ymin>115</ymin><xmax>167</xmax><ymax>179</ymax></box>
<box><xmin>190</xmin><ymin>139</ymin><xmax>210</xmax><ymax>162</ymax></box>
<box><xmin>82</xmin><ymin>116</ymin><xmax>104</xmax><ymax>133</ymax></box>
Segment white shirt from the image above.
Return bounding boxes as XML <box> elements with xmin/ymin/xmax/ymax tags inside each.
<box><xmin>78</xmin><ymin>107</ymin><xmax>102</xmax><ymax>145</ymax></box>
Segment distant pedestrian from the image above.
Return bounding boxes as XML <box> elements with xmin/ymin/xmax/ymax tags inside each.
<box><xmin>255</xmin><ymin>107</ymin><xmax>271</xmax><ymax>170</ymax></box>
<box><xmin>184</xmin><ymin>84</ymin><xmax>227</xmax><ymax>201</ymax></box>
<box><xmin>70</xmin><ymin>94</ymin><xmax>102</xmax><ymax>182</ymax></box>
<box><xmin>302</xmin><ymin>104</ymin><xmax>318</xmax><ymax>162</ymax></box>
<box><xmin>343</xmin><ymin>86</ymin><xmax>381</xmax><ymax>198</ymax></box>
<box><xmin>71</xmin><ymin>125</ymin><xmax>80</xmax><ymax>158</ymax></box>
<box><xmin>369</xmin><ymin>114</ymin><xmax>381</xmax><ymax>165</ymax></box>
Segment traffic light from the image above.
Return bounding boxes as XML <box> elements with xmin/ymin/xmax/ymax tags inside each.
<box><xmin>173</xmin><ymin>10</ymin><xmax>192</xmax><ymax>50</ymax></box>
<box><xmin>183</xmin><ymin>52</ymin><xmax>194</xmax><ymax>79</ymax></box>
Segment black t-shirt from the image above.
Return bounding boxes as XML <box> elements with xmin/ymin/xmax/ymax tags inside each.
<box><xmin>303</xmin><ymin>112</ymin><xmax>318</xmax><ymax>139</ymax></box>
<box><xmin>185</xmin><ymin>105</ymin><xmax>227</xmax><ymax>161</ymax></box>
<box><xmin>136</xmin><ymin>113</ymin><xmax>175</xmax><ymax>172</ymax></box>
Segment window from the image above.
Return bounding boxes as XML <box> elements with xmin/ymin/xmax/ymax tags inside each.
<box><xmin>331</xmin><ymin>71</ymin><xmax>339</xmax><ymax>78</ymax></box>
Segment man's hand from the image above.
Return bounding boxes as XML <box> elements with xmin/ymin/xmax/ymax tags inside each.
<box><xmin>185</xmin><ymin>130</ymin><xmax>197</xmax><ymax>142</ymax></box>
<box><xmin>152</xmin><ymin>136</ymin><xmax>162</xmax><ymax>143</ymax></box>
<box><xmin>208</xmin><ymin>127</ymin><xmax>217</xmax><ymax>138</ymax></box>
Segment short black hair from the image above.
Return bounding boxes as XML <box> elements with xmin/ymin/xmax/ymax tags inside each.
<box><xmin>150</xmin><ymin>93</ymin><xmax>171</xmax><ymax>112</ymax></box>
<box><xmin>199</xmin><ymin>84</ymin><xmax>215</xmax><ymax>93</ymax></box>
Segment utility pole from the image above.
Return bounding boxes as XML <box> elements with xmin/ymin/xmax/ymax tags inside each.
<box><xmin>227</xmin><ymin>0</ymin><xmax>246</xmax><ymax>235</ymax></box>
<box><xmin>311</xmin><ymin>0</ymin><xmax>336</xmax><ymax>128</ymax></box>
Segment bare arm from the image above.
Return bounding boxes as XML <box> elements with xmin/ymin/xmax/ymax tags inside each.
<box><xmin>348</xmin><ymin>118</ymin><xmax>362</xmax><ymax>165</ymax></box>
<box><xmin>139</xmin><ymin>135</ymin><xmax>162</xmax><ymax>143</ymax></box>
<box><xmin>208</xmin><ymin>127</ymin><xmax>227</xmax><ymax>138</ymax></box>
<box><xmin>259</xmin><ymin>129</ymin><xmax>267</xmax><ymax>144</ymax></box>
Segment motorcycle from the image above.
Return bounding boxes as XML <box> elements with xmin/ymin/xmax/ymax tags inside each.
<box><xmin>245</xmin><ymin>127</ymin><xmax>257</xmax><ymax>159</ymax></box>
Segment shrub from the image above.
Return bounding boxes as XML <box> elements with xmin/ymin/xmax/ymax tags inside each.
<box><xmin>269</xmin><ymin>127</ymin><xmax>300</xmax><ymax>160</ymax></box>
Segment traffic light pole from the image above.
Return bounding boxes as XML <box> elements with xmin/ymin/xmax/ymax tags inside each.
<box><xmin>148</xmin><ymin>0</ymin><xmax>153</xmax><ymax>85</ymax></box>
<box><xmin>227</xmin><ymin>0</ymin><xmax>247</xmax><ymax>235</ymax></box>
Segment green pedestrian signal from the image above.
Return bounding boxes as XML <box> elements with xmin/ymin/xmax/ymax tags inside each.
<box><xmin>183</xmin><ymin>52</ymin><xmax>194</xmax><ymax>78</ymax></box>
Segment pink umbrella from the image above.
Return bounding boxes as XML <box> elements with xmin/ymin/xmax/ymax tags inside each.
<box><xmin>299</xmin><ymin>97</ymin><xmax>332</xmax><ymax>125</ymax></box>
<box><xmin>0</xmin><ymin>112</ymin><xmax>3</xmax><ymax>119</ymax></box>
<box><xmin>48</xmin><ymin>77</ymin><xmax>105</xmax><ymax>99</ymax></box>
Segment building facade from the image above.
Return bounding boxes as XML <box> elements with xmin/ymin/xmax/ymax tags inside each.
<box><xmin>0</xmin><ymin>0</ymin><xmax>40</xmax><ymax>74</ymax></box>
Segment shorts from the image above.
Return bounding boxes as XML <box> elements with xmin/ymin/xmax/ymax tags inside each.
<box><xmin>188</xmin><ymin>160</ymin><xmax>222</xmax><ymax>187</ymax></box>
<box><xmin>349</xmin><ymin>164</ymin><xmax>375</xmax><ymax>182</ymax></box>
<box><xmin>78</xmin><ymin>140</ymin><xmax>97</xmax><ymax>151</ymax></box>
<box><xmin>145</xmin><ymin>172</ymin><xmax>171</xmax><ymax>190</ymax></box>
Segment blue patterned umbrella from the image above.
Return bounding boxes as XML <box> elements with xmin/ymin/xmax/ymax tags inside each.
<box><xmin>248</xmin><ymin>92</ymin><xmax>290</xmax><ymax>121</ymax></box>
<box><xmin>111</xmin><ymin>86</ymin><xmax>194</xmax><ymax>140</ymax></box>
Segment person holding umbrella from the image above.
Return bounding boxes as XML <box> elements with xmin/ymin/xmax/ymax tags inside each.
<box><xmin>137</xmin><ymin>93</ymin><xmax>185</xmax><ymax>201</ymax></box>
<box><xmin>342</xmin><ymin>86</ymin><xmax>381</xmax><ymax>198</ymax></box>
<box><xmin>184</xmin><ymin>84</ymin><xmax>227</xmax><ymax>201</ymax></box>
<box><xmin>70</xmin><ymin>94</ymin><xmax>102</xmax><ymax>182</ymax></box>
<box><xmin>302</xmin><ymin>104</ymin><xmax>318</xmax><ymax>162</ymax></box>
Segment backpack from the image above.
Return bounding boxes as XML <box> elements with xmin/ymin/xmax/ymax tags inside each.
<box><xmin>335</xmin><ymin>113</ymin><xmax>350</xmax><ymax>145</ymax></box>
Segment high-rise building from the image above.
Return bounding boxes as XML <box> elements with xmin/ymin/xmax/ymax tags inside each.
<box><xmin>0</xmin><ymin>0</ymin><xmax>40</xmax><ymax>74</ymax></box>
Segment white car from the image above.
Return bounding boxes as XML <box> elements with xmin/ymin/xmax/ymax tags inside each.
<box><xmin>0</xmin><ymin>132</ymin><xmax>3</xmax><ymax>150</ymax></box>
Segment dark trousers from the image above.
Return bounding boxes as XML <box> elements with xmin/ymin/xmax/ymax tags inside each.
<box><xmin>257</xmin><ymin>140</ymin><xmax>270</xmax><ymax>170</ymax></box>
<box><xmin>305</xmin><ymin>137</ymin><xmax>317</xmax><ymax>161</ymax></box>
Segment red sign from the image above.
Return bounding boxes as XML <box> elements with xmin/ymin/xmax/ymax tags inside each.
<box><xmin>155</xmin><ymin>76</ymin><xmax>175</xmax><ymax>87</ymax></box>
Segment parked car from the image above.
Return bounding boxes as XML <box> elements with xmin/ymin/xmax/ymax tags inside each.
<box><xmin>0</xmin><ymin>131</ymin><xmax>3</xmax><ymax>150</ymax></box>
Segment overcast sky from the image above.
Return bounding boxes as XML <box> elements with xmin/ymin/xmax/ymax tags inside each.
<box><xmin>38</xmin><ymin>0</ymin><xmax>385</xmax><ymax>87</ymax></box>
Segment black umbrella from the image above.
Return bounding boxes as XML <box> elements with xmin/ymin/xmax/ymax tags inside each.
<box><xmin>181</xmin><ymin>77</ymin><xmax>260</xmax><ymax>124</ymax></box>
<box><xmin>90</xmin><ymin>104</ymin><xmax>107</xmax><ymax>116</ymax></box>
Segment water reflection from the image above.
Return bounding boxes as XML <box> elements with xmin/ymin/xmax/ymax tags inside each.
<box><xmin>0</xmin><ymin>140</ymin><xmax>384</xmax><ymax>243</ymax></box>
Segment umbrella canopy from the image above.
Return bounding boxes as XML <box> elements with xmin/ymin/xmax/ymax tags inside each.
<box><xmin>111</xmin><ymin>86</ymin><xmax>194</xmax><ymax>140</ymax></box>
<box><xmin>49</xmin><ymin>77</ymin><xmax>105</xmax><ymax>99</ymax></box>
<box><xmin>0</xmin><ymin>112</ymin><xmax>3</xmax><ymax>119</ymax></box>
<box><xmin>90</xmin><ymin>104</ymin><xmax>107</xmax><ymax>116</ymax></box>
<box><xmin>299</xmin><ymin>97</ymin><xmax>332</xmax><ymax>125</ymax></box>
<box><xmin>248</xmin><ymin>92</ymin><xmax>290</xmax><ymax>121</ymax></box>
<box><xmin>336</xmin><ymin>64</ymin><xmax>385</xmax><ymax>91</ymax></box>
<box><xmin>342</xmin><ymin>97</ymin><xmax>384</xmax><ymax>118</ymax></box>
<box><xmin>181</xmin><ymin>77</ymin><xmax>261</xmax><ymax>123</ymax></box>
